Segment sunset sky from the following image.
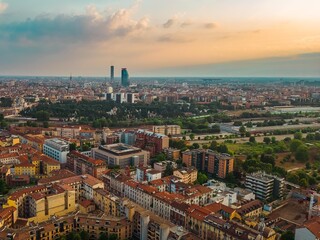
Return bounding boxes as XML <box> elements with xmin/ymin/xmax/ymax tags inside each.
<box><xmin>1</xmin><ymin>0</ymin><xmax>320</xmax><ymax>77</ymax></box>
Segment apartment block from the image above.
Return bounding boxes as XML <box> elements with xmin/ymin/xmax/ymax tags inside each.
<box><xmin>245</xmin><ymin>172</ymin><xmax>285</xmax><ymax>201</ymax></box>
<box><xmin>67</xmin><ymin>150</ymin><xmax>106</xmax><ymax>179</ymax></box>
<box><xmin>182</xmin><ymin>149</ymin><xmax>234</xmax><ymax>179</ymax></box>
<box><xmin>135</xmin><ymin>129</ymin><xmax>169</xmax><ymax>157</ymax></box>
<box><xmin>173</xmin><ymin>167</ymin><xmax>198</xmax><ymax>184</ymax></box>
<box><xmin>152</xmin><ymin>125</ymin><xmax>181</xmax><ymax>136</ymax></box>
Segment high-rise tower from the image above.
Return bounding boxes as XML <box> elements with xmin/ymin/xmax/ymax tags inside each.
<box><xmin>110</xmin><ymin>65</ymin><xmax>114</xmax><ymax>82</ymax></box>
<box><xmin>121</xmin><ymin>68</ymin><xmax>129</xmax><ymax>87</ymax></box>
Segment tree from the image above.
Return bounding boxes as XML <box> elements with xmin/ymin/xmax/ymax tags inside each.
<box><xmin>99</xmin><ymin>232</ymin><xmax>108</xmax><ymax>240</ymax></box>
<box><xmin>189</xmin><ymin>133</ymin><xmax>195</xmax><ymax>140</ymax></box>
<box><xmin>239</xmin><ymin>126</ymin><xmax>246</xmax><ymax>136</ymax></box>
<box><xmin>217</xmin><ymin>144</ymin><xmax>229</xmax><ymax>154</ymax></box>
<box><xmin>35</xmin><ymin>110</ymin><xmax>50</xmax><ymax>121</ymax></box>
<box><xmin>43</xmin><ymin>121</ymin><xmax>49</xmax><ymax>128</ymax></box>
<box><xmin>271</xmin><ymin>136</ymin><xmax>276</xmax><ymax>144</ymax></box>
<box><xmin>191</xmin><ymin>143</ymin><xmax>200</xmax><ymax>149</ymax></box>
<box><xmin>164</xmin><ymin>163</ymin><xmax>174</xmax><ymax>177</ymax></box>
<box><xmin>249</xmin><ymin>136</ymin><xmax>256</xmax><ymax>143</ymax></box>
<box><xmin>108</xmin><ymin>234</ymin><xmax>118</xmax><ymax>240</ymax></box>
<box><xmin>294</xmin><ymin>132</ymin><xmax>303</xmax><ymax>140</ymax></box>
<box><xmin>69</xmin><ymin>143</ymin><xmax>77</xmax><ymax>151</ymax></box>
<box><xmin>80</xmin><ymin>231</ymin><xmax>89</xmax><ymax>240</ymax></box>
<box><xmin>306</xmin><ymin>162</ymin><xmax>311</xmax><ymax>169</ymax></box>
<box><xmin>0</xmin><ymin>180</ymin><xmax>8</xmax><ymax>195</ymax></box>
<box><xmin>295</xmin><ymin>145</ymin><xmax>309</xmax><ymax>162</ymax></box>
<box><xmin>196</xmin><ymin>172</ymin><xmax>208</xmax><ymax>185</ymax></box>
<box><xmin>233</xmin><ymin>121</ymin><xmax>242</xmax><ymax>126</ymax></box>
<box><xmin>280</xmin><ymin>231</ymin><xmax>294</xmax><ymax>240</ymax></box>
<box><xmin>209</xmin><ymin>141</ymin><xmax>218</xmax><ymax>151</ymax></box>
<box><xmin>290</xmin><ymin>139</ymin><xmax>303</xmax><ymax>152</ymax></box>
<box><xmin>225</xmin><ymin>172</ymin><xmax>237</xmax><ymax>184</ymax></box>
<box><xmin>211</xmin><ymin>124</ymin><xmax>221</xmax><ymax>133</ymax></box>
<box><xmin>263</xmin><ymin>137</ymin><xmax>271</xmax><ymax>144</ymax></box>
<box><xmin>260</xmin><ymin>154</ymin><xmax>275</xmax><ymax>166</ymax></box>
<box><xmin>73</xmin><ymin>234</ymin><xmax>81</xmax><ymax>240</ymax></box>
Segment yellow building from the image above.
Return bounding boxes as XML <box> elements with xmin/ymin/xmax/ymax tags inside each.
<box><xmin>93</xmin><ymin>188</ymin><xmax>120</xmax><ymax>216</ymax></box>
<box><xmin>14</xmin><ymin>163</ymin><xmax>36</xmax><ymax>176</ymax></box>
<box><xmin>3</xmin><ymin>184</ymin><xmax>76</xmax><ymax>224</ymax></box>
<box><xmin>40</xmin><ymin>155</ymin><xmax>60</xmax><ymax>175</ymax></box>
<box><xmin>173</xmin><ymin>167</ymin><xmax>198</xmax><ymax>184</ymax></box>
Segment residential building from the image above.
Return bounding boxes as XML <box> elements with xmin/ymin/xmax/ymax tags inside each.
<box><xmin>43</xmin><ymin>138</ymin><xmax>69</xmax><ymax>164</ymax></box>
<box><xmin>173</xmin><ymin>167</ymin><xmax>198</xmax><ymax>184</ymax></box>
<box><xmin>182</xmin><ymin>149</ymin><xmax>234</xmax><ymax>179</ymax></box>
<box><xmin>4</xmin><ymin>184</ymin><xmax>76</xmax><ymax>223</ymax></box>
<box><xmin>163</xmin><ymin>148</ymin><xmax>181</xmax><ymax>160</ymax></box>
<box><xmin>152</xmin><ymin>125</ymin><xmax>182</xmax><ymax>135</ymax></box>
<box><xmin>136</xmin><ymin>167</ymin><xmax>162</xmax><ymax>182</ymax></box>
<box><xmin>135</xmin><ymin>129</ymin><xmax>169</xmax><ymax>157</ymax></box>
<box><xmin>245</xmin><ymin>172</ymin><xmax>285</xmax><ymax>201</ymax></box>
<box><xmin>154</xmin><ymin>161</ymin><xmax>177</xmax><ymax>173</ymax></box>
<box><xmin>67</xmin><ymin>150</ymin><xmax>106</xmax><ymax>179</ymax></box>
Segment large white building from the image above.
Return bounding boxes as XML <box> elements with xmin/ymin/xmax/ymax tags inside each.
<box><xmin>43</xmin><ymin>138</ymin><xmax>69</xmax><ymax>164</ymax></box>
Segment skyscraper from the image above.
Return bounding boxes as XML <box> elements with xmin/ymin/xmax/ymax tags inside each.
<box><xmin>121</xmin><ymin>68</ymin><xmax>130</xmax><ymax>87</ymax></box>
<box><xmin>110</xmin><ymin>65</ymin><xmax>114</xmax><ymax>82</ymax></box>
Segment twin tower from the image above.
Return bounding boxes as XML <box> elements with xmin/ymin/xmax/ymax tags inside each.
<box><xmin>110</xmin><ymin>65</ymin><xmax>130</xmax><ymax>87</ymax></box>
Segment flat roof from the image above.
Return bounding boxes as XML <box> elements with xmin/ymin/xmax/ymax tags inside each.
<box><xmin>96</xmin><ymin>143</ymin><xmax>142</xmax><ymax>156</ymax></box>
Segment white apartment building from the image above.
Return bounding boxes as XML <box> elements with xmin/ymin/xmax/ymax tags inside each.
<box><xmin>43</xmin><ymin>138</ymin><xmax>69</xmax><ymax>164</ymax></box>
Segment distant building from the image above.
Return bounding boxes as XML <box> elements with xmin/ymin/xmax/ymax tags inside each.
<box><xmin>245</xmin><ymin>172</ymin><xmax>284</xmax><ymax>201</ymax></box>
<box><xmin>114</xmin><ymin>93</ymin><xmax>125</xmax><ymax>103</ymax></box>
<box><xmin>152</xmin><ymin>125</ymin><xmax>181</xmax><ymax>135</ymax></box>
<box><xmin>154</xmin><ymin>161</ymin><xmax>177</xmax><ymax>173</ymax></box>
<box><xmin>163</xmin><ymin>148</ymin><xmax>180</xmax><ymax>160</ymax></box>
<box><xmin>43</xmin><ymin>138</ymin><xmax>69</xmax><ymax>164</ymax></box>
<box><xmin>110</xmin><ymin>65</ymin><xmax>114</xmax><ymax>82</ymax></box>
<box><xmin>91</xmin><ymin>143</ymin><xmax>149</xmax><ymax>168</ymax></box>
<box><xmin>182</xmin><ymin>149</ymin><xmax>234</xmax><ymax>179</ymax></box>
<box><xmin>135</xmin><ymin>129</ymin><xmax>169</xmax><ymax>157</ymax></box>
<box><xmin>121</xmin><ymin>68</ymin><xmax>130</xmax><ymax>87</ymax></box>
<box><xmin>120</xmin><ymin>131</ymin><xmax>136</xmax><ymax>145</ymax></box>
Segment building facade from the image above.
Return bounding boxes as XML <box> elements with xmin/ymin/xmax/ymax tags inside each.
<box><xmin>43</xmin><ymin>138</ymin><xmax>69</xmax><ymax>164</ymax></box>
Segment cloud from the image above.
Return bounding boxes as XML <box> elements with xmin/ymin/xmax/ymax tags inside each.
<box><xmin>180</xmin><ymin>21</ymin><xmax>193</xmax><ymax>28</ymax></box>
<box><xmin>0</xmin><ymin>5</ymin><xmax>149</xmax><ymax>43</ymax></box>
<box><xmin>163</xmin><ymin>18</ymin><xmax>176</xmax><ymax>28</ymax></box>
<box><xmin>158</xmin><ymin>34</ymin><xmax>194</xmax><ymax>43</ymax></box>
<box><xmin>204</xmin><ymin>22</ymin><xmax>218</xmax><ymax>29</ymax></box>
<box><xmin>0</xmin><ymin>2</ymin><xmax>8</xmax><ymax>13</ymax></box>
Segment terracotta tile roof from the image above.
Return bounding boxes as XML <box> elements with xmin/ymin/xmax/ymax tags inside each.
<box><xmin>79</xmin><ymin>199</ymin><xmax>94</xmax><ymax>208</ymax></box>
<box><xmin>69</xmin><ymin>151</ymin><xmax>105</xmax><ymax>165</ymax></box>
<box><xmin>304</xmin><ymin>216</ymin><xmax>320</xmax><ymax>238</ymax></box>
<box><xmin>187</xmin><ymin>204</ymin><xmax>212</xmax><ymax>221</ymax></box>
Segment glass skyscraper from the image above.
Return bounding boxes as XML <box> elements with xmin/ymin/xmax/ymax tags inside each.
<box><xmin>121</xmin><ymin>68</ymin><xmax>129</xmax><ymax>87</ymax></box>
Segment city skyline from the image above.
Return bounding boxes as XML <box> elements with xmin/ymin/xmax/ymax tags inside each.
<box><xmin>0</xmin><ymin>0</ymin><xmax>320</xmax><ymax>77</ymax></box>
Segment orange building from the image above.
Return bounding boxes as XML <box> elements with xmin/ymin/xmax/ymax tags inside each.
<box><xmin>182</xmin><ymin>149</ymin><xmax>234</xmax><ymax>179</ymax></box>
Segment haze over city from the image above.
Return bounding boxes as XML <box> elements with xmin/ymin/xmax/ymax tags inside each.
<box><xmin>0</xmin><ymin>0</ymin><xmax>320</xmax><ymax>77</ymax></box>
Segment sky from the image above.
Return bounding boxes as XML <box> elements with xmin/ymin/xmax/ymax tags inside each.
<box><xmin>0</xmin><ymin>0</ymin><xmax>320</xmax><ymax>77</ymax></box>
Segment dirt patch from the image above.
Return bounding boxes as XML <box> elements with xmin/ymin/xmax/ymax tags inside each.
<box><xmin>268</xmin><ymin>199</ymin><xmax>308</xmax><ymax>225</ymax></box>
